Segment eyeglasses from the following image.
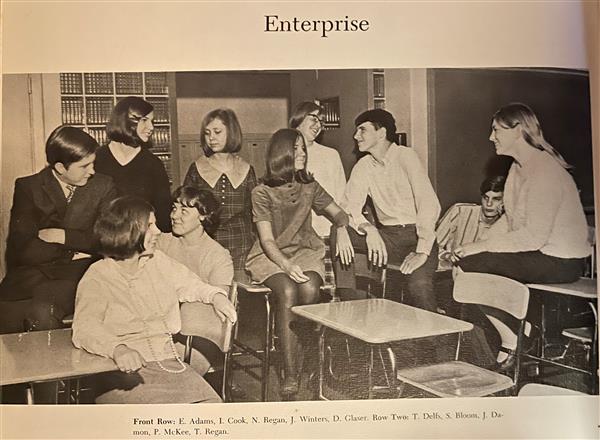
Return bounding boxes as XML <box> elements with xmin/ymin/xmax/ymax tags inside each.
<box><xmin>305</xmin><ymin>114</ymin><xmax>324</xmax><ymax>126</ymax></box>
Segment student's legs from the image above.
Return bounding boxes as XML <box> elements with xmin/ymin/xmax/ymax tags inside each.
<box><xmin>457</xmin><ymin>251</ymin><xmax>584</xmax><ymax>284</ymax></box>
<box><xmin>263</xmin><ymin>273</ymin><xmax>302</xmax><ymax>382</ymax></box>
<box><xmin>380</xmin><ymin>225</ymin><xmax>438</xmax><ymax>312</ymax></box>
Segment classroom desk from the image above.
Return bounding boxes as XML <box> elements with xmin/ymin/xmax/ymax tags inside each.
<box><xmin>525</xmin><ymin>278</ymin><xmax>597</xmax><ymax>392</ymax></box>
<box><xmin>292</xmin><ymin>299</ymin><xmax>473</xmax><ymax>399</ymax></box>
<box><xmin>0</xmin><ymin>328</ymin><xmax>117</xmax><ymax>403</ymax></box>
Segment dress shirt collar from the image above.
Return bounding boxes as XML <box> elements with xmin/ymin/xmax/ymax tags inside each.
<box><xmin>51</xmin><ymin>169</ymin><xmax>76</xmax><ymax>199</ymax></box>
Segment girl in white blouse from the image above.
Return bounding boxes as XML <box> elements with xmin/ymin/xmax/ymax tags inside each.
<box><xmin>72</xmin><ymin>196</ymin><xmax>236</xmax><ymax>404</ymax></box>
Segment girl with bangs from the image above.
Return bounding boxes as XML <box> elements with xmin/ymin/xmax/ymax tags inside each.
<box><xmin>95</xmin><ymin>96</ymin><xmax>172</xmax><ymax>232</ymax></box>
<box><xmin>245</xmin><ymin>128</ymin><xmax>353</xmax><ymax>398</ymax></box>
<box><xmin>72</xmin><ymin>196</ymin><xmax>236</xmax><ymax>404</ymax></box>
<box><xmin>184</xmin><ymin>108</ymin><xmax>257</xmax><ymax>271</ymax></box>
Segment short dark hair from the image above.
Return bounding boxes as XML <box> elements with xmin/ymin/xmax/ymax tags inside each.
<box><xmin>46</xmin><ymin>125</ymin><xmax>98</xmax><ymax>168</ymax></box>
<box><xmin>106</xmin><ymin>96</ymin><xmax>154</xmax><ymax>148</ymax></box>
<box><xmin>263</xmin><ymin>128</ymin><xmax>313</xmax><ymax>187</ymax></box>
<box><xmin>172</xmin><ymin>185</ymin><xmax>220</xmax><ymax>235</ymax></box>
<box><xmin>480</xmin><ymin>175</ymin><xmax>506</xmax><ymax>195</ymax></box>
<box><xmin>289</xmin><ymin>101</ymin><xmax>322</xmax><ymax>129</ymax></box>
<box><xmin>354</xmin><ymin>109</ymin><xmax>399</xmax><ymax>144</ymax></box>
<box><xmin>200</xmin><ymin>108</ymin><xmax>243</xmax><ymax>157</ymax></box>
<box><xmin>94</xmin><ymin>196</ymin><xmax>153</xmax><ymax>260</ymax></box>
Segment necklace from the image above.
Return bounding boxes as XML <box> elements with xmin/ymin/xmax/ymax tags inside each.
<box><xmin>126</xmin><ymin>272</ymin><xmax>186</xmax><ymax>374</ymax></box>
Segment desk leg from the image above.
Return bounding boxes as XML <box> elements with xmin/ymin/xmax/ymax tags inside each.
<box><xmin>318</xmin><ymin>327</ymin><xmax>327</xmax><ymax>400</ymax></box>
<box><xmin>26</xmin><ymin>384</ymin><xmax>34</xmax><ymax>405</ymax></box>
<box><xmin>367</xmin><ymin>346</ymin><xmax>374</xmax><ymax>400</ymax></box>
<box><xmin>386</xmin><ymin>346</ymin><xmax>397</xmax><ymax>398</ymax></box>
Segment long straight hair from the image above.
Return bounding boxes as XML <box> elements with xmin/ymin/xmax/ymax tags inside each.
<box><xmin>493</xmin><ymin>103</ymin><xmax>572</xmax><ymax>170</ymax></box>
<box><xmin>262</xmin><ymin>129</ymin><xmax>313</xmax><ymax>187</ymax></box>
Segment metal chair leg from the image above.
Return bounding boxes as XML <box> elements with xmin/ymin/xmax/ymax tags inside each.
<box><xmin>262</xmin><ymin>293</ymin><xmax>272</xmax><ymax>402</ymax></box>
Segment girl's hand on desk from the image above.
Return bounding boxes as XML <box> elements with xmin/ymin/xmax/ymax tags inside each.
<box><xmin>113</xmin><ymin>344</ymin><xmax>146</xmax><ymax>373</ymax></box>
<box><xmin>282</xmin><ymin>261</ymin><xmax>310</xmax><ymax>283</ymax></box>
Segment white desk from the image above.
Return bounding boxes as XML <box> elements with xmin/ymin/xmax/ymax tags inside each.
<box><xmin>292</xmin><ymin>299</ymin><xmax>473</xmax><ymax>399</ymax></box>
<box><xmin>1</xmin><ymin>328</ymin><xmax>116</xmax><ymax>403</ymax></box>
<box><xmin>525</xmin><ymin>278</ymin><xmax>597</xmax><ymax>392</ymax></box>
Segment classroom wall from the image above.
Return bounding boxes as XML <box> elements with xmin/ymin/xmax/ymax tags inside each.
<box><xmin>0</xmin><ymin>74</ymin><xmax>61</xmax><ymax>278</ymax></box>
<box><xmin>429</xmin><ymin>68</ymin><xmax>593</xmax><ymax>212</ymax></box>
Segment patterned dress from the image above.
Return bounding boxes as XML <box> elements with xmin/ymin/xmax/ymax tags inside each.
<box><xmin>184</xmin><ymin>155</ymin><xmax>257</xmax><ymax>270</ymax></box>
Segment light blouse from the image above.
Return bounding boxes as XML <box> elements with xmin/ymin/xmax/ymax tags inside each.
<box><xmin>72</xmin><ymin>250</ymin><xmax>226</xmax><ymax>361</ymax></box>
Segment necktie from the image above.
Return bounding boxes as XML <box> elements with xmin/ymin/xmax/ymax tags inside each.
<box><xmin>66</xmin><ymin>185</ymin><xmax>76</xmax><ymax>203</ymax></box>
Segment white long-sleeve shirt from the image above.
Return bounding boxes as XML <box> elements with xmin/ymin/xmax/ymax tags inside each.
<box><xmin>482</xmin><ymin>149</ymin><xmax>590</xmax><ymax>258</ymax></box>
<box><xmin>306</xmin><ymin>142</ymin><xmax>347</xmax><ymax>237</ymax></box>
<box><xmin>341</xmin><ymin>144</ymin><xmax>441</xmax><ymax>255</ymax></box>
<box><xmin>72</xmin><ymin>250</ymin><xmax>226</xmax><ymax>361</ymax></box>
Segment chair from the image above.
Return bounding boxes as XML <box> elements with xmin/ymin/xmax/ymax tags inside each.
<box><xmin>518</xmin><ymin>383</ymin><xmax>586</xmax><ymax>396</ymax></box>
<box><xmin>180</xmin><ymin>283</ymin><xmax>238</xmax><ymax>402</ymax></box>
<box><xmin>396</xmin><ymin>272</ymin><xmax>530</xmax><ymax>397</ymax></box>
<box><xmin>233</xmin><ymin>273</ymin><xmax>336</xmax><ymax>402</ymax></box>
<box><xmin>231</xmin><ymin>279</ymin><xmax>274</xmax><ymax>402</ymax></box>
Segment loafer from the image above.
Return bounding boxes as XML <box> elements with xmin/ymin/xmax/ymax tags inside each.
<box><xmin>494</xmin><ymin>352</ymin><xmax>517</xmax><ymax>374</ymax></box>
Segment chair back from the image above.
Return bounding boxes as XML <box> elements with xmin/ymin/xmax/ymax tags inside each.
<box><xmin>453</xmin><ymin>272</ymin><xmax>529</xmax><ymax>320</ymax></box>
<box><xmin>180</xmin><ymin>283</ymin><xmax>238</xmax><ymax>353</ymax></box>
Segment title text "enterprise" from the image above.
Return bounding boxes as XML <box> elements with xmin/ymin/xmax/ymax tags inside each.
<box><xmin>264</xmin><ymin>15</ymin><xmax>370</xmax><ymax>38</ymax></box>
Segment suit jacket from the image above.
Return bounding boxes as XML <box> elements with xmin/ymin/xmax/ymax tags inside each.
<box><xmin>1</xmin><ymin>168</ymin><xmax>117</xmax><ymax>298</ymax></box>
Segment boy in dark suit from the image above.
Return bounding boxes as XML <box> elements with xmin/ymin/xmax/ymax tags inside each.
<box><xmin>0</xmin><ymin>126</ymin><xmax>116</xmax><ymax>333</ymax></box>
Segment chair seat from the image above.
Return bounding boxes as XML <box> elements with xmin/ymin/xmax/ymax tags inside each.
<box><xmin>518</xmin><ymin>383</ymin><xmax>586</xmax><ymax>396</ymax></box>
<box><xmin>397</xmin><ymin>361</ymin><xmax>514</xmax><ymax>397</ymax></box>
<box><xmin>561</xmin><ymin>327</ymin><xmax>593</xmax><ymax>343</ymax></box>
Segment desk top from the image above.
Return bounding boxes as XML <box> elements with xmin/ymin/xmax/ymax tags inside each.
<box><xmin>292</xmin><ymin>299</ymin><xmax>473</xmax><ymax>344</ymax></box>
<box><xmin>0</xmin><ymin>328</ymin><xmax>116</xmax><ymax>386</ymax></box>
<box><xmin>527</xmin><ymin>278</ymin><xmax>597</xmax><ymax>299</ymax></box>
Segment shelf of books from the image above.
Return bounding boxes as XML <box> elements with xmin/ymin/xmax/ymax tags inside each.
<box><xmin>59</xmin><ymin>72</ymin><xmax>173</xmax><ymax>183</ymax></box>
<box><xmin>372</xmin><ymin>69</ymin><xmax>386</xmax><ymax>109</ymax></box>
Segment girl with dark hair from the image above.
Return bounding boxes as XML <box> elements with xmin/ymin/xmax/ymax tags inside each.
<box><xmin>245</xmin><ymin>129</ymin><xmax>353</xmax><ymax>398</ymax></box>
<box><xmin>184</xmin><ymin>108</ymin><xmax>257</xmax><ymax>271</ymax></box>
<box><xmin>157</xmin><ymin>186</ymin><xmax>234</xmax><ymax>292</ymax></box>
<box><xmin>72</xmin><ymin>196</ymin><xmax>236</xmax><ymax>404</ymax></box>
<box><xmin>95</xmin><ymin>96</ymin><xmax>172</xmax><ymax>232</ymax></box>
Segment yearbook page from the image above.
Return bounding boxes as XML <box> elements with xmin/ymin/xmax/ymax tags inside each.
<box><xmin>1</xmin><ymin>1</ymin><xmax>598</xmax><ymax>439</ymax></box>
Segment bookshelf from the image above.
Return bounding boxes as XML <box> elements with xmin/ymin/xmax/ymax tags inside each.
<box><xmin>315</xmin><ymin>96</ymin><xmax>341</xmax><ymax>130</ymax></box>
<box><xmin>372</xmin><ymin>69</ymin><xmax>386</xmax><ymax>109</ymax></box>
<box><xmin>59</xmin><ymin>72</ymin><xmax>174</xmax><ymax>183</ymax></box>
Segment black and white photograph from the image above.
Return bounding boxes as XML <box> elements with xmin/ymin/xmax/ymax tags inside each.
<box><xmin>1</xmin><ymin>1</ymin><xmax>598</xmax><ymax>439</ymax></box>
<box><xmin>1</xmin><ymin>67</ymin><xmax>596</xmax><ymax>403</ymax></box>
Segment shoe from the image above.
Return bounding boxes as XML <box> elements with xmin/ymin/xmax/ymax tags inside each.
<box><xmin>281</xmin><ymin>375</ymin><xmax>299</xmax><ymax>397</ymax></box>
<box><xmin>494</xmin><ymin>350</ymin><xmax>517</xmax><ymax>374</ymax></box>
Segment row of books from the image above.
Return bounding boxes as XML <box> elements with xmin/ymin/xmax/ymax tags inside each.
<box><xmin>151</xmin><ymin>126</ymin><xmax>171</xmax><ymax>149</ymax></box>
<box><xmin>373</xmin><ymin>72</ymin><xmax>385</xmax><ymax>98</ymax></box>
<box><xmin>60</xmin><ymin>73</ymin><xmax>168</xmax><ymax>96</ymax></box>
<box><xmin>319</xmin><ymin>97</ymin><xmax>341</xmax><ymax>129</ymax></box>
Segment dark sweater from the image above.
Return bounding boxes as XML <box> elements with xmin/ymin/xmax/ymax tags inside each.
<box><xmin>95</xmin><ymin>146</ymin><xmax>172</xmax><ymax>232</ymax></box>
